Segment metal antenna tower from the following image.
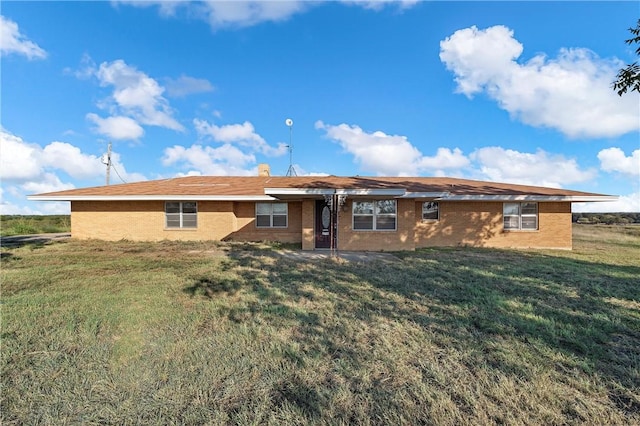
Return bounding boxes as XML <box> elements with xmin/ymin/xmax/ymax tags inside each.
<box><xmin>285</xmin><ymin>118</ymin><xmax>297</xmax><ymax>176</ymax></box>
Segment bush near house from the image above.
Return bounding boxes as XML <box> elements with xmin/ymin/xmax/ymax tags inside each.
<box><xmin>1</xmin><ymin>225</ymin><xmax>639</xmax><ymax>425</ymax></box>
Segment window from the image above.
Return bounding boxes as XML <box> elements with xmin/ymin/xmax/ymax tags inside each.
<box><xmin>353</xmin><ymin>200</ymin><xmax>396</xmax><ymax>230</ymax></box>
<box><xmin>165</xmin><ymin>201</ymin><xmax>197</xmax><ymax>228</ymax></box>
<box><xmin>422</xmin><ymin>202</ymin><xmax>439</xmax><ymax>221</ymax></box>
<box><xmin>503</xmin><ymin>202</ymin><xmax>538</xmax><ymax>230</ymax></box>
<box><xmin>256</xmin><ymin>202</ymin><xmax>288</xmax><ymax>228</ymax></box>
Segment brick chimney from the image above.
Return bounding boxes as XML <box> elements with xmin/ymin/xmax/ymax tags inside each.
<box><xmin>258</xmin><ymin>163</ymin><xmax>270</xmax><ymax>177</ymax></box>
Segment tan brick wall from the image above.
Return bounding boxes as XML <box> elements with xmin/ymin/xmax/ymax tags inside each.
<box><xmin>73</xmin><ymin>200</ymin><xmax>158</xmax><ymax>241</ymax></box>
<box><xmin>336</xmin><ymin>199</ymin><xmax>416</xmax><ymax>252</ymax></box>
<box><xmin>414</xmin><ymin>201</ymin><xmax>572</xmax><ymax>249</ymax></box>
<box><xmin>71</xmin><ymin>200</ymin><xmax>303</xmax><ymax>243</ymax></box>
<box><xmin>71</xmin><ymin>199</ymin><xmax>572</xmax><ymax>249</ymax></box>
<box><xmin>301</xmin><ymin>200</ymin><xmax>315</xmax><ymax>250</ymax></box>
<box><xmin>225</xmin><ymin>201</ymin><xmax>303</xmax><ymax>244</ymax></box>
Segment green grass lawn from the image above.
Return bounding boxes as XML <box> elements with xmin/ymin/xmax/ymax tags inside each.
<box><xmin>2</xmin><ymin>225</ymin><xmax>639</xmax><ymax>425</ymax></box>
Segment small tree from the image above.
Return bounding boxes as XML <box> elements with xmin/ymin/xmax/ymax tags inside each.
<box><xmin>613</xmin><ymin>19</ymin><xmax>640</xmax><ymax>96</ymax></box>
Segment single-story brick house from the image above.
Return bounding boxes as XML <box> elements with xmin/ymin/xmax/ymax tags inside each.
<box><xmin>28</xmin><ymin>168</ymin><xmax>616</xmax><ymax>250</ymax></box>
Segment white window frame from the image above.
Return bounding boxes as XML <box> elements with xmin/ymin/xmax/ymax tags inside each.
<box><xmin>352</xmin><ymin>199</ymin><xmax>397</xmax><ymax>231</ymax></box>
<box><xmin>422</xmin><ymin>201</ymin><xmax>439</xmax><ymax>221</ymax></box>
<box><xmin>256</xmin><ymin>202</ymin><xmax>288</xmax><ymax>228</ymax></box>
<box><xmin>165</xmin><ymin>201</ymin><xmax>197</xmax><ymax>229</ymax></box>
<box><xmin>503</xmin><ymin>202</ymin><xmax>538</xmax><ymax>231</ymax></box>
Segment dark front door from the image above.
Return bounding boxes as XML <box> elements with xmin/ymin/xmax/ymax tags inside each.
<box><xmin>315</xmin><ymin>200</ymin><xmax>332</xmax><ymax>249</ymax></box>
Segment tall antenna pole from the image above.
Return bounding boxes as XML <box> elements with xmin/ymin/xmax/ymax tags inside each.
<box><xmin>285</xmin><ymin>118</ymin><xmax>297</xmax><ymax>176</ymax></box>
<box><xmin>103</xmin><ymin>142</ymin><xmax>112</xmax><ymax>185</ymax></box>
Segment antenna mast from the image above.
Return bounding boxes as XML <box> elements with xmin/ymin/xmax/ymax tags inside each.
<box><xmin>102</xmin><ymin>142</ymin><xmax>112</xmax><ymax>185</ymax></box>
<box><xmin>285</xmin><ymin>118</ymin><xmax>297</xmax><ymax>176</ymax></box>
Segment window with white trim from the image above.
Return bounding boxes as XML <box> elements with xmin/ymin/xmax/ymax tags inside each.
<box><xmin>422</xmin><ymin>202</ymin><xmax>439</xmax><ymax>221</ymax></box>
<box><xmin>165</xmin><ymin>201</ymin><xmax>197</xmax><ymax>228</ymax></box>
<box><xmin>503</xmin><ymin>202</ymin><xmax>538</xmax><ymax>230</ymax></box>
<box><xmin>256</xmin><ymin>202</ymin><xmax>288</xmax><ymax>228</ymax></box>
<box><xmin>353</xmin><ymin>200</ymin><xmax>396</xmax><ymax>230</ymax></box>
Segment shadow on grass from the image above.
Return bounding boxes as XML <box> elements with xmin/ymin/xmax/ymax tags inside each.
<box><xmin>0</xmin><ymin>234</ymin><xmax>70</xmax><ymax>249</ymax></box>
<box><xmin>184</xmin><ymin>245</ymin><xmax>640</xmax><ymax>417</ymax></box>
<box><xmin>271</xmin><ymin>374</ymin><xmax>324</xmax><ymax>420</ymax></box>
<box><xmin>183</xmin><ymin>277</ymin><xmax>243</xmax><ymax>297</ymax></box>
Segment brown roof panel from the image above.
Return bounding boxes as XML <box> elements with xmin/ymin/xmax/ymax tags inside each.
<box><xmin>28</xmin><ymin>175</ymin><xmax>612</xmax><ymax>199</ymax></box>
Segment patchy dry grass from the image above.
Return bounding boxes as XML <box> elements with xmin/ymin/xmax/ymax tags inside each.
<box><xmin>1</xmin><ymin>225</ymin><xmax>639</xmax><ymax>425</ymax></box>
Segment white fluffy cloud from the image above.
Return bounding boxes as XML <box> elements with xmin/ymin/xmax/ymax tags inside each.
<box><xmin>194</xmin><ymin>119</ymin><xmax>288</xmax><ymax>156</ymax></box>
<box><xmin>114</xmin><ymin>1</ymin><xmax>418</xmax><ymax>30</ymax></box>
<box><xmin>1</xmin><ymin>129</ymin><xmax>103</xmax><ymax>184</ymax></box>
<box><xmin>95</xmin><ymin>60</ymin><xmax>184</xmax><ymax>131</ymax></box>
<box><xmin>597</xmin><ymin>147</ymin><xmax>640</xmax><ymax>177</ymax></box>
<box><xmin>339</xmin><ymin>0</ymin><xmax>418</xmax><ymax>11</ymax></box>
<box><xmin>202</xmin><ymin>1</ymin><xmax>310</xmax><ymax>30</ymax></box>
<box><xmin>0</xmin><ymin>130</ymin><xmax>43</xmax><ymax>180</ymax></box>
<box><xmin>162</xmin><ymin>144</ymin><xmax>256</xmax><ymax>176</ymax></box>
<box><xmin>164</xmin><ymin>75</ymin><xmax>214</xmax><ymax>97</ymax></box>
<box><xmin>0</xmin><ymin>130</ymin><xmax>80</xmax><ymax>214</ymax></box>
<box><xmin>114</xmin><ymin>1</ymin><xmax>311</xmax><ymax>30</ymax></box>
<box><xmin>573</xmin><ymin>192</ymin><xmax>640</xmax><ymax>213</ymax></box>
<box><xmin>106</xmin><ymin>152</ymin><xmax>148</xmax><ymax>184</ymax></box>
<box><xmin>0</xmin><ymin>15</ymin><xmax>47</xmax><ymax>59</ymax></box>
<box><xmin>20</xmin><ymin>173</ymin><xmax>75</xmax><ymax>195</ymax></box>
<box><xmin>315</xmin><ymin>121</ymin><xmax>599</xmax><ymax>188</ymax></box>
<box><xmin>315</xmin><ymin>121</ymin><xmax>468</xmax><ymax>176</ymax></box>
<box><xmin>440</xmin><ymin>25</ymin><xmax>639</xmax><ymax>139</ymax></box>
<box><xmin>41</xmin><ymin>141</ymin><xmax>106</xmax><ymax>180</ymax></box>
<box><xmin>86</xmin><ymin>113</ymin><xmax>145</xmax><ymax>141</ymax></box>
<box><xmin>0</xmin><ymin>196</ymin><xmax>70</xmax><ymax>215</ymax></box>
<box><xmin>420</xmin><ymin>147</ymin><xmax>470</xmax><ymax>171</ymax></box>
<box><xmin>0</xmin><ymin>129</ymin><xmax>146</xmax><ymax>213</ymax></box>
<box><xmin>470</xmin><ymin>146</ymin><xmax>596</xmax><ymax>188</ymax></box>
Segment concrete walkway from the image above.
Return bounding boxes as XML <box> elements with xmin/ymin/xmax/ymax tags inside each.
<box><xmin>276</xmin><ymin>249</ymin><xmax>398</xmax><ymax>263</ymax></box>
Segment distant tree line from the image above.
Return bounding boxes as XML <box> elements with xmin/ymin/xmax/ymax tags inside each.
<box><xmin>572</xmin><ymin>213</ymin><xmax>640</xmax><ymax>225</ymax></box>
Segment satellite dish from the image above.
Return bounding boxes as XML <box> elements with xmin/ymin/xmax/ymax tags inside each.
<box><xmin>285</xmin><ymin>118</ymin><xmax>293</xmax><ymax>127</ymax></box>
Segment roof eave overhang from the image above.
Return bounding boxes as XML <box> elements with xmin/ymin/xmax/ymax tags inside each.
<box><xmin>28</xmin><ymin>193</ymin><xmax>618</xmax><ymax>203</ymax></box>
<box><xmin>27</xmin><ymin>195</ymin><xmax>278</xmax><ymax>202</ymax></box>
<box><xmin>397</xmin><ymin>192</ymin><xmax>451</xmax><ymax>199</ymax></box>
<box><xmin>438</xmin><ymin>195</ymin><xmax>619</xmax><ymax>202</ymax></box>
<box><xmin>265</xmin><ymin>188</ymin><xmax>407</xmax><ymax>198</ymax></box>
<box><xmin>336</xmin><ymin>188</ymin><xmax>405</xmax><ymax>196</ymax></box>
<box><xmin>264</xmin><ymin>188</ymin><xmax>335</xmax><ymax>199</ymax></box>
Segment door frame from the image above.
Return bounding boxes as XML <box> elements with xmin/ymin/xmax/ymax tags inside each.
<box><xmin>314</xmin><ymin>199</ymin><xmax>332</xmax><ymax>249</ymax></box>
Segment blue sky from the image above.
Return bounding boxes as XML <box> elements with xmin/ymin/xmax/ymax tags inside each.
<box><xmin>1</xmin><ymin>0</ymin><xmax>639</xmax><ymax>214</ymax></box>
